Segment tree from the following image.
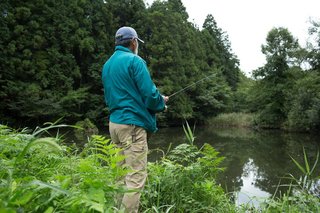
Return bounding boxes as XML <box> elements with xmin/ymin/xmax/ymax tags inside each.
<box><xmin>202</xmin><ymin>14</ymin><xmax>240</xmax><ymax>89</ymax></box>
<box><xmin>0</xmin><ymin>0</ymin><xmax>114</xmax><ymax>126</ymax></box>
<box><xmin>142</xmin><ymin>0</ymin><xmax>200</xmax><ymax>123</ymax></box>
<box><xmin>286</xmin><ymin>71</ymin><xmax>320</xmax><ymax>131</ymax></box>
<box><xmin>307</xmin><ymin>20</ymin><xmax>320</xmax><ymax>71</ymax></box>
<box><xmin>253</xmin><ymin>27</ymin><xmax>300</xmax><ymax>79</ymax></box>
<box><xmin>230</xmin><ymin>72</ymin><xmax>254</xmax><ymax>112</ymax></box>
<box><xmin>140</xmin><ymin>1</ymin><xmax>234</xmax><ymax>124</ymax></box>
<box><xmin>0</xmin><ymin>0</ymin><xmax>243</xmax><ymax>128</ymax></box>
<box><xmin>250</xmin><ymin>27</ymin><xmax>301</xmax><ymax>128</ymax></box>
<box><xmin>284</xmin><ymin>20</ymin><xmax>320</xmax><ymax>131</ymax></box>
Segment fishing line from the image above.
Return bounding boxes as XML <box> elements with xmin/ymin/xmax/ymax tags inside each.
<box><xmin>168</xmin><ymin>73</ymin><xmax>216</xmax><ymax>98</ymax></box>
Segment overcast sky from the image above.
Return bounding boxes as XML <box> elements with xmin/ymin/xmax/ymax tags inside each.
<box><xmin>145</xmin><ymin>0</ymin><xmax>320</xmax><ymax>76</ymax></box>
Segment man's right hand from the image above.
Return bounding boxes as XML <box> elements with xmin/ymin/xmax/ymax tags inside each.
<box><xmin>162</xmin><ymin>95</ymin><xmax>169</xmax><ymax>103</ymax></box>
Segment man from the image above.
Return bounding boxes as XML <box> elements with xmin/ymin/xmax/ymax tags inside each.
<box><xmin>102</xmin><ymin>26</ymin><xmax>168</xmax><ymax>212</ymax></box>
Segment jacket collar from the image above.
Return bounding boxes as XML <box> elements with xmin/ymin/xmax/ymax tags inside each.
<box><xmin>115</xmin><ymin>45</ymin><xmax>133</xmax><ymax>53</ymax></box>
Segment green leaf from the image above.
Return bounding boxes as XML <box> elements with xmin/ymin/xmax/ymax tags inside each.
<box><xmin>10</xmin><ymin>191</ymin><xmax>33</xmax><ymax>205</ymax></box>
<box><xmin>303</xmin><ymin>147</ymin><xmax>310</xmax><ymax>175</ymax></box>
<box><xmin>44</xmin><ymin>207</ymin><xmax>54</xmax><ymax>213</ymax></box>
<box><xmin>183</xmin><ymin>120</ymin><xmax>195</xmax><ymax>145</ymax></box>
<box><xmin>310</xmin><ymin>151</ymin><xmax>319</xmax><ymax>174</ymax></box>
<box><xmin>31</xmin><ymin>180</ymin><xmax>70</xmax><ymax>195</ymax></box>
<box><xmin>0</xmin><ymin>208</ymin><xmax>16</xmax><ymax>213</ymax></box>
<box><xmin>15</xmin><ymin>137</ymin><xmax>63</xmax><ymax>163</ymax></box>
<box><xmin>290</xmin><ymin>155</ymin><xmax>306</xmax><ymax>174</ymax></box>
<box><xmin>87</xmin><ymin>187</ymin><xmax>105</xmax><ymax>203</ymax></box>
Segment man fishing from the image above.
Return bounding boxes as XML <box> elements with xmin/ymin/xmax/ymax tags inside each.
<box><xmin>102</xmin><ymin>26</ymin><xmax>168</xmax><ymax>213</ymax></box>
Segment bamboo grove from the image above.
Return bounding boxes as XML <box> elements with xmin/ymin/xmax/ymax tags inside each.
<box><xmin>1</xmin><ymin>0</ymin><xmax>320</xmax><ymax>132</ymax></box>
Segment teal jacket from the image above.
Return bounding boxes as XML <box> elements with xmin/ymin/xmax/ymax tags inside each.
<box><xmin>102</xmin><ymin>46</ymin><xmax>165</xmax><ymax>133</ymax></box>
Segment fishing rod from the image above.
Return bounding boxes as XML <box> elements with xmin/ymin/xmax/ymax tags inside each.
<box><xmin>168</xmin><ymin>73</ymin><xmax>216</xmax><ymax>98</ymax></box>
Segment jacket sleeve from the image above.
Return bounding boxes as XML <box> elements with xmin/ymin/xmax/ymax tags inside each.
<box><xmin>131</xmin><ymin>56</ymin><xmax>165</xmax><ymax>113</ymax></box>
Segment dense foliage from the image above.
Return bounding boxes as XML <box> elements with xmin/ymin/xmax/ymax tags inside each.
<box><xmin>0</xmin><ymin>0</ymin><xmax>239</xmax><ymax>127</ymax></box>
<box><xmin>246</xmin><ymin>23</ymin><xmax>320</xmax><ymax>131</ymax></box>
<box><xmin>1</xmin><ymin>124</ymin><xmax>319</xmax><ymax>212</ymax></box>
<box><xmin>0</xmin><ymin>124</ymin><xmax>126</xmax><ymax>212</ymax></box>
<box><xmin>0</xmin><ymin>124</ymin><xmax>235</xmax><ymax>212</ymax></box>
<box><xmin>1</xmin><ymin>0</ymin><xmax>320</xmax><ymax>132</ymax></box>
<box><xmin>141</xmin><ymin>143</ymin><xmax>235</xmax><ymax>212</ymax></box>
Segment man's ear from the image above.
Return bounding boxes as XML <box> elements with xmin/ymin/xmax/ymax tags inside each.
<box><xmin>132</xmin><ymin>39</ymin><xmax>138</xmax><ymax>48</ymax></box>
<box><xmin>129</xmin><ymin>39</ymin><xmax>136</xmax><ymax>51</ymax></box>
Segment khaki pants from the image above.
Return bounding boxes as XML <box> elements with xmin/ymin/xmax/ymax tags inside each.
<box><xmin>109</xmin><ymin>122</ymin><xmax>148</xmax><ymax>213</ymax></box>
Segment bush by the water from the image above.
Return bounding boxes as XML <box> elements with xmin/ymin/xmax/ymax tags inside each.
<box><xmin>74</xmin><ymin>118</ymin><xmax>99</xmax><ymax>141</ymax></box>
<box><xmin>0</xmin><ymin>124</ymin><xmax>126</xmax><ymax>212</ymax></box>
<box><xmin>209</xmin><ymin>113</ymin><xmax>255</xmax><ymax>128</ymax></box>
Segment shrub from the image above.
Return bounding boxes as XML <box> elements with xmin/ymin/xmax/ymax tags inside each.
<box><xmin>0</xmin><ymin>124</ymin><xmax>125</xmax><ymax>212</ymax></box>
<box><xmin>140</xmin><ymin>121</ymin><xmax>235</xmax><ymax>212</ymax></box>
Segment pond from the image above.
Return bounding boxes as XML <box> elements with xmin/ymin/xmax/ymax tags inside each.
<box><xmin>145</xmin><ymin>126</ymin><xmax>320</xmax><ymax>207</ymax></box>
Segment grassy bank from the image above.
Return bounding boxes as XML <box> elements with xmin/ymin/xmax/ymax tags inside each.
<box><xmin>208</xmin><ymin>112</ymin><xmax>256</xmax><ymax>128</ymax></box>
<box><xmin>0</xmin><ymin>123</ymin><xmax>319</xmax><ymax>212</ymax></box>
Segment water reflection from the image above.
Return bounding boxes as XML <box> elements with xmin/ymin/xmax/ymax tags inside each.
<box><xmin>236</xmin><ymin>158</ymin><xmax>271</xmax><ymax>207</ymax></box>
<box><xmin>148</xmin><ymin>126</ymin><xmax>320</xmax><ymax>206</ymax></box>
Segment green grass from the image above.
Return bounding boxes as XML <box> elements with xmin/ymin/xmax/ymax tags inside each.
<box><xmin>209</xmin><ymin>112</ymin><xmax>256</xmax><ymax>128</ymax></box>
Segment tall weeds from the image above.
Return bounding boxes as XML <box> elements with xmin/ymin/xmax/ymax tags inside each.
<box><xmin>141</xmin><ymin>121</ymin><xmax>234</xmax><ymax>212</ymax></box>
<box><xmin>209</xmin><ymin>112</ymin><xmax>255</xmax><ymax>128</ymax></box>
<box><xmin>260</xmin><ymin>147</ymin><xmax>320</xmax><ymax>212</ymax></box>
<box><xmin>0</xmin><ymin>124</ymin><xmax>126</xmax><ymax>212</ymax></box>
<box><xmin>1</xmin><ymin>122</ymin><xmax>319</xmax><ymax>212</ymax></box>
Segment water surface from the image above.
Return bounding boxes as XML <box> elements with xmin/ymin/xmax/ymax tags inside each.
<box><xmin>147</xmin><ymin>126</ymin><xmax>320</xmax><ymax>206</ymax></box>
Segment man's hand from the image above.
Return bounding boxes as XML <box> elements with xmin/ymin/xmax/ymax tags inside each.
<box><xmin>162</xmin><ymin>95</ymin><xmax>169</xmax><ymax>112</ymax></box>
<box><xmin>162</xmin><ymin>95</ymin><xmax>169</xmax><ymax>103</ymax></box>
